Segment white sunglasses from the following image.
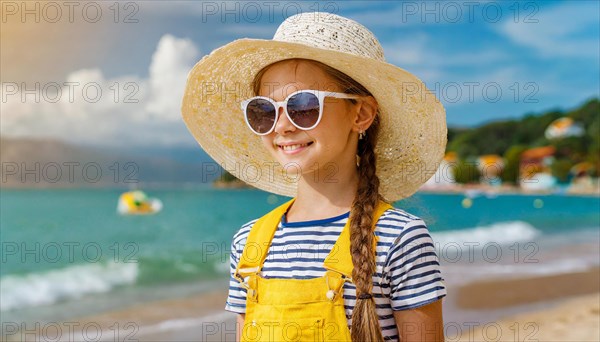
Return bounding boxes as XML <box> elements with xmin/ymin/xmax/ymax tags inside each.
<box><xmin>241</xmin><ymin>89</ymin><xmax>361</xmax><ymax>135</ymax></box>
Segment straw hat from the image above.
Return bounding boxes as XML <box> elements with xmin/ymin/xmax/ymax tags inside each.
<box><xmin>182</xmin><ymin>12</ymin><xmax>446</xmax><ymax>201</ymax></box>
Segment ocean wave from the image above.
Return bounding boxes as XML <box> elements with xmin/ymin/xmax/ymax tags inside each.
<box><xmin>431</xmin><ymin>221</ymin><xmax>541</xmax><ymax>247</ymax></box>
<box><xmin>0</xmin><ymin>261</ymin><xmax>138</xmax><ymax>311</ymax></box>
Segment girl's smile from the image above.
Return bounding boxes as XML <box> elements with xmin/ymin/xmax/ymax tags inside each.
<box><xmin>275</xmin><ymin>141</ymin><xmax>314</xmax><ymax>154</ymax></box>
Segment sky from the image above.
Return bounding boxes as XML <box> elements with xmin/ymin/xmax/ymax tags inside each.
<box><xmin>1</xmin><ymin>0</ymin><xmax>599</xmax><ymax>148</ymax></box>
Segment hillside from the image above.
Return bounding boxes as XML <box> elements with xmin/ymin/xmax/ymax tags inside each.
<box><xmin>447</xmin><ymin>98</ymin><xmax>599</xmax><ymax>182</ymax></box>
<box><xmin>448</xmin><ymin>99</ymin><xmax>598</xmax><ymax>158</ymax></box>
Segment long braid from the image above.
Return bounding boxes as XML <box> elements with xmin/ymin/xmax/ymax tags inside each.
<box><xmin>349</xmin><ymin>115</ymin><xmax>386</xmax><ymax>342</ymax></box>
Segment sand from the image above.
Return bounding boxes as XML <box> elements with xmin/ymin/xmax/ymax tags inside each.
<box><xmin>457</xmin><ymin>293</ymin><xmax>600</xmax><ymax>342</ymax></box>
<box><xmin>450</xmin><ymin>267</ymin><xmax>600</xmax><ymax>342</ymax></box>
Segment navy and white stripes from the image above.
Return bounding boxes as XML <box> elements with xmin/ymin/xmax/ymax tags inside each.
<box><xmin>225</xmin><ymin>207</ymin><xmax>446</xmax><ymax>342</ymax></box>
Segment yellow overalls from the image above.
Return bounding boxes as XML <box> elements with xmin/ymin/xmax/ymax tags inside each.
<box><xmin>234</xmin><ymin>198</ymin><xmax>392</xmax><ymax>342</ymax></box>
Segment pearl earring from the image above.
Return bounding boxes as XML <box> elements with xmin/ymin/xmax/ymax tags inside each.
<box><xmin>359</xmin><ymin>130</ymin><xmax>365</xmax><ymax>140</ymax></box>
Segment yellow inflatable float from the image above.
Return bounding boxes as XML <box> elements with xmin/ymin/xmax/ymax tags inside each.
<box><xmin>117</xmin><ymin>190</ymin><xmax>162</xmax><ymax>215</ymax></box>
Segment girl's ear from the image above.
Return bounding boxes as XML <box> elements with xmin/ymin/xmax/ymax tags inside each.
<box><xmin>352</xmin><ymin>96</ymin><xmax>378</xmax><ymax>132</ymax></box>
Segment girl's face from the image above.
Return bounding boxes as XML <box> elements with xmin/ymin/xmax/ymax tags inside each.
<box><xmin>257</xmin><ymin>60</ymin><xmax>359</xmax><ymax>177</ymax></box>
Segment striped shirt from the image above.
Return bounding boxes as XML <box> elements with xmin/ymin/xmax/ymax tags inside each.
<box><xmin>225</xmin><ymin>207</ymin><xmax>446</xmax><ymax>341</ymax></box>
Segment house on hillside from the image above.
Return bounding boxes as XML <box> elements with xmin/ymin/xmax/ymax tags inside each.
<box><xmin>519</xmin><ymin>146</ymin><xmax>556</xmax><ymax>191</ymax></box>
<box><xmin>477</xmin><ymin>154</ymin><xmax>504</xmax><ymax>186</ymax></box>
<box><xmin>545</xmin><ymin>117</ymin><xmax>584</xmax><ymax>140</ymax></box>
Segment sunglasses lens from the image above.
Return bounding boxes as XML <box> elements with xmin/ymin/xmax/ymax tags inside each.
<box><xmin>287</xmin><ymin>92</ymin><xmax>320</xmax><ymax>128</ymax></box>
<box><xmin>246</xmin><ymin>99</ymin><xmax>276</xmax><ymax>134</ymax></box>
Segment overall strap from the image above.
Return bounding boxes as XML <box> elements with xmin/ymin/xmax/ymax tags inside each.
<box><xmin>323</xmin><ymin>200</ymin><xmax>393</xmax><ymax>279</ymax></box>
<box><xmin>234</xmin><ymin>198</ymin><xmax>295</xmax><ymax>280</ymax></box>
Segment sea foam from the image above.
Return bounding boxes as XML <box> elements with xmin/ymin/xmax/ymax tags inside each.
<box><xmin>0</xmin><ymin>261</ymin><xmax>138</xmax><ymax>311</ymax></box>
<box><xmin>431</xmin><ymin>220</ymin><xmax>541</xmax><ymax>247</ymax></box>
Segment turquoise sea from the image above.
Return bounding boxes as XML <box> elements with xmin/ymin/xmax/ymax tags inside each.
<box><xmin>1</xmin><ymin>188</ymin><xmax>599</xmax><ymax>323</ymax></box>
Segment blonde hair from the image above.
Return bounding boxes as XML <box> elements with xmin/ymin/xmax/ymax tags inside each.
<box><xmin>252</xmin><ymin>59</ymin><xmax>387</xmax><ymax>342</ymax></box>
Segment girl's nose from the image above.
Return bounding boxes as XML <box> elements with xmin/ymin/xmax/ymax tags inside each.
<box><xmin>273</xmin><ymin>106</ymin><xmax>296</xmax><ymax>135</ymax></box>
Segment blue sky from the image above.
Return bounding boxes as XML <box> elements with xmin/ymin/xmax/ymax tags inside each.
<box><xmin>2</xmin><ymin>0</ymin><xmax>598</xmax><ymax>147</ymax></box>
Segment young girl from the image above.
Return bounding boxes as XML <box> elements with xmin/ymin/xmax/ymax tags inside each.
<box><xmin>182</xmin><ymin>12</ymin><xmax>447</xmax><ymax>342</ymax></box>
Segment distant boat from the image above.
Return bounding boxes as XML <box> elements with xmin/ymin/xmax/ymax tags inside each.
<box><xmin>117</xmin><ymin>190</ymin><xmax>162</xmax><ymax>215</ymax></box>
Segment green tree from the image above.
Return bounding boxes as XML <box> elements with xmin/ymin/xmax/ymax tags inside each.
<box><xmin>501</xmin><ymin>145</ymin><xmax>528</xmax><ymax>184</ymax></box>
<box><xmin>551</xmin><ymin>136</ymin><xmax>586</xmax><ymax>162</ymax></box>
<box><xmin>221</xmin><ymin>170</ymin><xmax>237</xmax><ymax>182</ymax></box>
<box><xmin>516</xmin><ymin>111</ymin><xmax>561</xmax><ymax>144</ymax></box>
<box><xmin>453</xmin><ymin>160</ymin><xmax>481</xmax><ymax>184</ymax></box>
<box><xmin>568</xmin><ymin>98</ymin><xmax>599</xmax><ymax>129</ymax></box>
<box><xmin>586</xmin><ymin>117</ymin><xmax>600</xmax><ymax>177</ymax></box>
<box><xmin>448</xmin><ymin>121</ymin><xmax>519</xmax><ymax>158</ymax></box>
<box><xmin>587</xmin><ymin>112</ymin><xmax>600</xmax><ymax>156</ymax></box>
<box><xmin>551</xmin><ymin>159</ymin><xmax>573</xmax><ymax>183</ymax></box>
<box><xmin>447</xmin><ymin>133</ymin><xmax>479</xmax><ymax>159</ymax></box>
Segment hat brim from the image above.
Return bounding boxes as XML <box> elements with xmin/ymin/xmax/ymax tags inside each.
<box><xmin>182</xmin><ymin>38</ymin><xmax>447</xmax><ymax>201</ymax></box>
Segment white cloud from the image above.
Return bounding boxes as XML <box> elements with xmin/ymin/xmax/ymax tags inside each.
<box><xmin>1</xmin><ymin>34</ymin><xmax>201</xmax><ymax>148</ymax></box>
<box><xmin>498</xmin><ymin>2</ymin><xmax>599</xmax><ymax>59</ymax></box>
<box><xmin>146</xmin><ymin>35</ymin><xmax>200</xmax><ymax>121</ymax></box>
